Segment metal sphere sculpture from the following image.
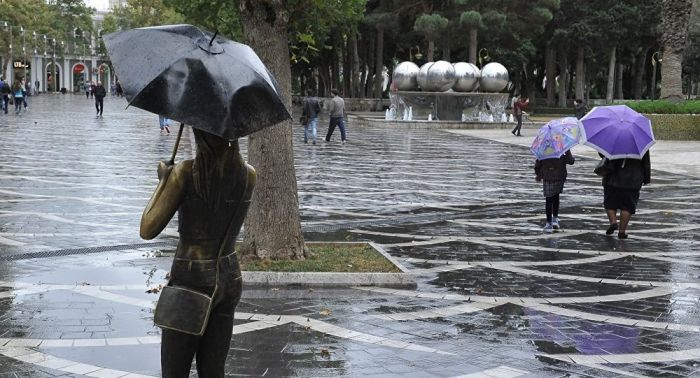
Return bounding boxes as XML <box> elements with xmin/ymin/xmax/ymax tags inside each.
<box><xmin>479</xmin><ymin>62</ymin><xmax>509</xmax><ymax>92</ymax></box>
<box><xmin>452</xmin><ymin>62</ymin><xmax>480</xmax><ymax>92</ymax></box>
<box><xmin>392</xmin><ymin>61</ymin><xmax>420</xmax><ymax>91</ymax></box>
<box><xmin>417</xmin><ymin>60</ymin><xmax>456</xmax><ymax>92</ymax></box>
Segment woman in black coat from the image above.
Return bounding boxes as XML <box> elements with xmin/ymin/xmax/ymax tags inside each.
<box><xmin>602</xmin><ymin>151</ymin><xmax>651</xmax><ymax>239</ymax></box>
<box><xmin>535</xmin><ymin>150</ymin><xmax>575</xmax><ymax>233</ymax></box>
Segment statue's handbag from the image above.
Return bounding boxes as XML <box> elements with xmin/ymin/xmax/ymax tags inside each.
<box><xmin>153</xmin><ymin>176</ymin><xmax>249</xmax><ymax>336</ymax></box>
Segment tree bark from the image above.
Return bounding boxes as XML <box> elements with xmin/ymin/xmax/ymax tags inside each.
<box><xmin>427</xmin><ymin>39</ymin><xmax>434</xmax><ymax>62</ymax></box>
<box><xmin>616</xmin><ymin>62</ymin><xmax>624</xmax><ymax>99</ymax></box>
<box><xmin>343</xmin><ymin>37</ymin><xmax>351</xmax><ymax>97</ymax></box>
<box><xmin>606</xmin><ymin>46</ymin><xmax>616</xmax><ymax>103</ymax></box>
<box><xmin>373</xmin><ymin>28</ymin><xmax>384</xmax><ymax>98</ymax></box>
<box><xmin>660</xmin><ymin>0</ymin><xmax>693</xmax><ymax>101</ymax></box>
<box><xmin>545</xmin><ymin>44</ymin><xmax>556</xmax><ymax>106</ymax></box>
<box><xmin>634</xmin><ymin>48</ymin><xmax>648</xmax><ymax>100</ymax></box>
<box><xmin>558</xmin><ymin>50</ymin><xmax>568</xmax><ymax>107</ymax></box>
<box><xmin>442</xmin><ymin>32</ymin><xmax>451</xmax><ymax>61</ymax></box>
<box><xmin>350</xmin><ymin>31</ymin><xmax>360</xmax><ymax>98</ymax></box>
<box><xmin>236</xmin><ymin>0</ymin><xmax>306</xmax><ymax>261</ymax></box>
<box><xmin>468</xmin><ymin>28</ymin><xmax>477</xmax><ymax>64</ymax></box>
<box><xmin>575</xmin><ymin>47</ymin><xmax>584</xmax><ymax>100</ymax></box>
<box><xmin>364</xmin><ymin>30</ymin><xmax>375</xmax><ymax>98</ymax></box>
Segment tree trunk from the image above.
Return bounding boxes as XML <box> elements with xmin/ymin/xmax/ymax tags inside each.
<box><xmin>660</xmin><ymin>49</ymin><xmax>685</xmax><ymax>101</ymax></box>
<box><xmin>575</xmin><ymin>47</ymin><xmax>584</xmax><ymax>100</ymax></box>
<box><xmin>660</xmin><ymin>0</ymin><xmax>693</xmax><ymax>101</ymax></box>
<box><xmin>373</xmin><ymin>28</ymin><xmax>384</xmax><ymax>98</ymax></box>
<box><xmin>343</xmin><ymin>37</ymin><xmax>351</xmax><ymax>97</ymax></box>
<box><xmin>331</xmin><ymin>46</ymin><xmax>340</xmax><ymax>92</ymax></box>
<box><xmin>545</xmin><ymin>44</ymin><xmax>556</xmax><ymax>106</ymax></box>
<box><xmin>616</xmin><ymin>62</ymin><xmax>624</xmax><ymax>99</ymax></box>
<box><xmin>468</xmin><ymin>28</ymin><xmax>477</xmax><ymax>64</ymax></box>
<box><xmin>634</xmin><ymin>48</ymin><xmax>648</xmax><ymax>100</ymax></box>
<box><xmin>350</xmin><ymin>31</ymin><xmax>360</xmax><ymax>98</ymax></box>
<box><xmin>236</xmin><ymin>0</ymin><xmax>306</xmax><ymax>261</ymax></box>
<box><xmin>606</xmin><ymin>46</ymin><xmax>616</xmax><ymax>103</ymax></box>
<box><xmin>427</xmin><ymin>39</ymin><xmax>434</xmax><ymax>62</ymax></box>
<box><xmin>364</xmin><ymin>30</ymin><xmax>375</xmax><ymax>98</ymax></box>
<box><xmin>558</xmin><ymin>50</ymin><xmax>568</xmax><ymax>107</ymax></box>
<box><xmin>443</xmin><ymin>32</ymin><xmax>451</xmax><ymax>61</ymax></box>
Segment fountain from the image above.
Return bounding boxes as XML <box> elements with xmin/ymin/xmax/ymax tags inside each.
<box><xmin>389</xmin><ymin>60</ymin><xmax>510</xmax><ymax>122</ymax></box>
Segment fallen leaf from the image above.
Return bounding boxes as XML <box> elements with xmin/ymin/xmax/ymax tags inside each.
<box><xmin>319</xmin><ymin>348</ymin><xmax>330</xmax><ymax>358</ymax></box>
<box><xmin>303</xmin><ymin>326</ymin><xmax>311</xmax><ymax>331</ymax></box>
<box><xmin>270</xmin><ymin>288</ymin><xmax>279</xmax><ymax>291</ymax></box>
<box><xmin>79</xmin><ymin>282</ymin><xmax>91</xmax><ymax>286</ymax></box>
<box><xmin>164</xmin><ymin>272</ymin><xmax>171</xmax><ymax>279</ymax></box>
<box><xmin>146</xmin><ymin>284</ymin><xmax>164</xmax><ymax>294</ymax></box>
<box><xmin>319</xmin><ymin>308</ymin><xmax>332</xmax><ymax>316</ymax></box>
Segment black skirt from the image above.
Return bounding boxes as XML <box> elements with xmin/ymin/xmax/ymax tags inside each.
<box><xmin>542</xmin><ymin>180</ymin><xmax>565</xmax><ymax>198</ymax></box>
<box><xmin>604</xmin><ymin>186</ymin><xmax>641</xmax><ymax>214</ymax></box>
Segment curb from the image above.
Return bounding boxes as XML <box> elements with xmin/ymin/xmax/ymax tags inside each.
<box><xmin>242</xmin><ymin>242</ymin><xmax>416</xmax><ymax>288</ymax></box>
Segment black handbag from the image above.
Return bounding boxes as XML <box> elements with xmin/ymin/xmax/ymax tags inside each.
<box><xmin>153</xmin><ymin>175</ymin><xmax>250</xmax><ymax>336</ymax></box>
<box><xmin>594</xmin><ymin>157</ymin><xmax>615</xmax><ymax>177</ymax></box>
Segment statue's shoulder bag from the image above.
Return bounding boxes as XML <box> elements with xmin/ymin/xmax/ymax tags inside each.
<box><xmin>154</xmin><ymin>175</ymin><xmax>250</xmax><ymax>336</ymax></box>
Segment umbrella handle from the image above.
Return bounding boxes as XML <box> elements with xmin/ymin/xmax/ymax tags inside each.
<box><xmin>169</xmin><ymin>123</ymin><xmax>185</xmax><ymax>165</ymax></box>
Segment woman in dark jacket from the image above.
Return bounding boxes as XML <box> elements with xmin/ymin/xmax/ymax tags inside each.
<box><xmin>535</xmin><ymin>150</ymin><xmax>575</xmax><ymax>233</ymax></box>
<box><xmin>602</xmin><ymin>151</ymin><xmax>651</xmax><ymax>239</ymax></box>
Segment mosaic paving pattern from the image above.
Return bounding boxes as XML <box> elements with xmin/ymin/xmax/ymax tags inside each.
<box><xmin>0</xmin><ymin>96</ymin><xmax>699</xmax><ymax>376</ymax></box>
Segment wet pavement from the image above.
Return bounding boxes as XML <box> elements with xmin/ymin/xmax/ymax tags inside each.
<box><xmin>0</xmin><ymin>95</ymin><xmax>699</xmax><ymax>377</ymax></box>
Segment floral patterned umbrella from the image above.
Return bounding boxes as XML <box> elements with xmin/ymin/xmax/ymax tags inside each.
<box><xmin>530</xmin><ymin>117</ymin><xmax>582</xmax><ymax>160</ymax></box>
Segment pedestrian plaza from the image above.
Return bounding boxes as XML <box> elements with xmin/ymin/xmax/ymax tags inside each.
<box><xmin>0</xmin><ymin>95</ymin><xmax>699</xmax><ymax>377</ymax></box>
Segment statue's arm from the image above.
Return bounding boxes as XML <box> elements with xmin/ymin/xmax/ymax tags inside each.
<box><xmin>139</xmin><ymin>161</ymin><xmax>190</xmax><ymax>240</ymax></box>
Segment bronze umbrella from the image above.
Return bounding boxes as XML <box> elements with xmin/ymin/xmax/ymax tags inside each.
<box><xmin>103</xmin><ymin>24</ymin><xmax>290</xmax><ymax>141</ymax></box>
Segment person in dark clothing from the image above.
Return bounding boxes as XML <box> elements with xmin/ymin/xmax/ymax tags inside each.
<box><xmin>574</xmin><ymin>99</ymin><xmax>588</xmax><ymax>119</ymax></box>
<box><xmin>94</xmin><ymin>82</ymin><xmax>107</xmax><ymax>117</ymax></box>
<box><xmin>301</xmin><ymin>90</ymin><xmax>321</xmax><ymax>144</ymax></box>
<box><xmin>535</xmin><ymin>150</ymin><xmax>575</xmax><ymax>232</ymax></box>
<box><xmin>115</xmin><ymin>80</ymin><xmax>123</xmax><ymax>97</ymax></box>
<box><xmin>601</xmin><ymin>151</ymin><xmax>651</xmax><ymax>239</ymax></box>
<box><xmin>90</xmin><ymin>82</ymin><xmax>96</xmax><ymax>98</ymax></box>
<box><xmin>512</xmin><ymin>96</ymin><xmax>529</xmax><ymax>136</ymax></box>
<box><xmin>0</xmin><ymin>77</ymin><xmax>10</xmax><ymax>114</ymax></box>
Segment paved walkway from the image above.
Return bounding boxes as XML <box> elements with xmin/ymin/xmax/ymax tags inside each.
<box><xmin>0</xmin><ymin>96</ymin><xmax>699</xmax><ymax>377</ymax></box>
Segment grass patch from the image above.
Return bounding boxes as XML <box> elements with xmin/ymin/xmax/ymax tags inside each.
<box><xmin>242</xmin><ymin>243</ymin><xmax>401</xmax><ymax>273</ymax></box>
<box><xmin>626</xmin><ymin>100</ymin><xmax>700</xmax><ymax>114</ymax></box>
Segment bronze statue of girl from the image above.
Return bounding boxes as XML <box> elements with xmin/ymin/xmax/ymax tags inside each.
<box><xmin>140</xmin><ymin>128</ymin><xmax>255</xmax><ymax>377</ymax></box>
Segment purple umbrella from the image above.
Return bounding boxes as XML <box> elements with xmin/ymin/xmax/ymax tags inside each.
<box><xmin>580</xmin><ymin>105</ymin><xmax>655</xmax><ymax>159</ymax></box>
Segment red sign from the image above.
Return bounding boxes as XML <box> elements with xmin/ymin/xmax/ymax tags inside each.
<box><xmin>73</xmin><ymin>64</ymin><xmax>85</xmax><ymax>74</ymax></box>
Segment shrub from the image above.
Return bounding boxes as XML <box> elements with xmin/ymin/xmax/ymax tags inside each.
<box><xmin>625</xmin><ymin>100</ymin><xmax>700</xmax><ymax>114</ymax></box>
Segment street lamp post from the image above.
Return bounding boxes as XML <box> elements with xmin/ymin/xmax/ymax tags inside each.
<box><xmin>21</xmin><ymin>26</ymin><xmax>26</xmax><ymax>83</ymax></box>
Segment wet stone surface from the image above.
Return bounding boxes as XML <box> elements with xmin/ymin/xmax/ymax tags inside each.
<box><xmin>1</xmin><ymin>95</ymin><xmax>700</xmax><ymax>376</ymax></box>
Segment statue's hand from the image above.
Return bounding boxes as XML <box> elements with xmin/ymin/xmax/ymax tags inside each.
<box><xmin>157</xmin><ymin>160</ymin><xmax>174</xmax><ymax>180</ymax></box>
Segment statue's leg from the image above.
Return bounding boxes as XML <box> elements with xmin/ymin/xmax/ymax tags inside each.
<box><xmin>195</xmin><ymin>311</ymin><xmax>233</xmax><ymax>377</ymax></box>
<box><xmin>161</xmin><ymin>328</ymin><xmax>199</xmax><ymax>378</ymax></box>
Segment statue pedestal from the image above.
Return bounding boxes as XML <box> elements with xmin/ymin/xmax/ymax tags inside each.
<box><xmin>390</xmin><ymin>91</ymin><xmax>509</xmax><ymax>122</ymax></box>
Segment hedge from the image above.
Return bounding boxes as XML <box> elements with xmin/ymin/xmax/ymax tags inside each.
<box><xmin>646</xmin><ymin>114</ymin><xmax>700</xmax><ymax>140</ymax></box>
<box><xmin>626</xmin><ymin>100</ymin><xmax>700</xmax><ymax>115</ymax></box>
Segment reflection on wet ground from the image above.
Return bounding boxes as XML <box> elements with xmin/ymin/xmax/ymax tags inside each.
<box><xmin>1</xmin><ymin>96</ymin><xmax>699</xmax><ymax>376</ymax></box>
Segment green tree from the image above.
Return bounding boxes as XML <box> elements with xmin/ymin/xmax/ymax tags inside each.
<box><xmin>660</xmin><ymin>0</ymin><xmax>693</xmax><ymax>101</ymax></box>
<box><xmin>110</xmin><ymin>0</ymin><xmax>184</xmax><ymax>30</ymax></box>
<box><xmin>413</xmin><ymin>13</ymin><xmax>448</xmax><ymax>62</ymax></box>
<box><xmin>459</xmin><ymin>10</ymin><xmax>482</xmax><ymax>64</ymax></box>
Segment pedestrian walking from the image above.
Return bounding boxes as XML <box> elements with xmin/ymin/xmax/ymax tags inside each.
<box><xmin>511</xmin><ymin>96</ymin><xmax>529</xmax><ymax>136</ymax></box>
<box><xmin>90</xmin><ymin>81</ymin><xmax>96</xmax><ymax>99</ymax></box>
<box><xmin>12</xmin><ymin>80</ymin><xmax>24</xmax><ymax>114</ymax></box>
<box><xmin>324</xmin><ymin>88</ymin><xmax>346</xmax><ymax>144</ymax></box>
<box><xmin>85</xmin><ymin>82</ymin><xmax>91</xmax><ymax>99</ymax></box>
<box><xmin>35</xmin><ymin>80</ymin><xmax>40</xmax><ymax>94</ymax></box>
<box><xmin>0</xmin><ymin>77</ymin><xmax>9</xmax><ymax>114</ymax></box>
<box><xmin>21</xmin><ymin>80</ymin><xmax>29</xmax><ymax>111</ymax></box>
<box><xmin>599</xmin><ymin>152</ymin><xmax>651</xmax><ymax>239</ymax></box>
<box><xmin>115</xmin><ymin>80</ymin><xmax>123</xmax><ymax>97</ymax></box>
<box><xmin>94</xmin><ymin>81</ymin><xmax>106</xmax><ymax>117</ymax></box>
<box><xmin>535</xmin><ymin>150</ymin><xmax>575</xmax><ymax>233</ymax></box>
<box><xmin>302</xmin><ymin>90</ymin><xmax>321</xmax><ymax>144</ymax></box>
<box><xmin>574</xmin><ymin>99</ymin><xmax>588</xmax><ymax>120</ymax></box>
<box><xmin>159</xmin><ymin>115</ymin><xmax>171</xmax><ymax>134</ymax></box>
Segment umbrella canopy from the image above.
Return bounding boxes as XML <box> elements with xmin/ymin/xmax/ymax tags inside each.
<box><xmin>104</xmin><ymin>24</ymin><xmax>290</xmax><ymax>140</ymax></box>
<box><xmin>580</xmin><ymin>105</ymin><xmax>655</xmax><ymax>159</ymax></box>
<box><xmin>530</xmin><ymin>117</ymin><xmax>582</xmax><ymax>160</ymax></box>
